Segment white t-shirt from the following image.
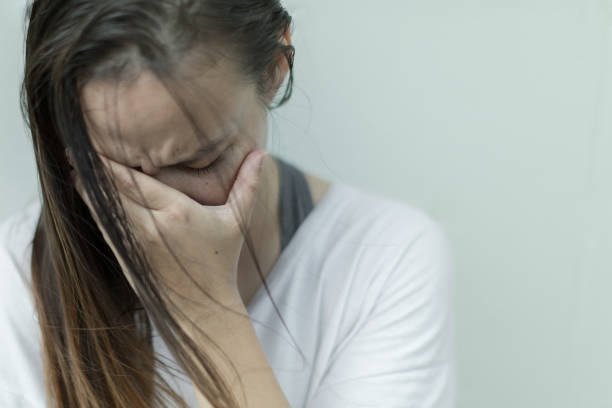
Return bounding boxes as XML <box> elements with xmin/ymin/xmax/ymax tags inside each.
<box><xmin>0</xmin><ymin>181</ymin><xmax>455</xmax><ymax>407</ymax></box>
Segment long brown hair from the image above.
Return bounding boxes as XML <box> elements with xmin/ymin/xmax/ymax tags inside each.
<box><xmin>20</xmin><ymin>0</ymin><xmax>296</xmax><ymax>406</ymax></box>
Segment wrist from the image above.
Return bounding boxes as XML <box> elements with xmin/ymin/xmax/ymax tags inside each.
<box><xmin>172</xmin><ymin>290</ymin><xmax>247</xmax><ymax>337</ymax></box>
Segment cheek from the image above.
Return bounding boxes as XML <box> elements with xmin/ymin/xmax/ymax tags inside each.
<box><xmin>153</xmin><ymin>145</ymin><xmax>246</xmax><ymax>206</ymax></box>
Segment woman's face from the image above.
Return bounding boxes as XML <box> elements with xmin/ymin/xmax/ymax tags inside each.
<box><xmin>80</xmin><ymin>56</ymin><xmax>269</xmax><ymax>206</ymax></box>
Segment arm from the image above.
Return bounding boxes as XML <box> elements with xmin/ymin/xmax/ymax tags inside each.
<box><xmin>306</xmin><ymin>220</ymin><xmax>455</xmax><ymax>408</ymax></box>
<box><xmin>71</xmin><ymin>150</ymin><xmax>288</xmax><ymax>407</ymax></box>
<box><xmin>181</xmin><ymin>290</ymin><xmax>291</xmax><ymax>408</ymax></box>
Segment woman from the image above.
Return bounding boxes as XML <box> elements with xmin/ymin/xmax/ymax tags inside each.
<box><xmin>0</xmin><ymin>0</ymin><xmax>455</xmax><ymax>407</ymax></box>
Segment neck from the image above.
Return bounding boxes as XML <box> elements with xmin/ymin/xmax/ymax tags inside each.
<box><xmin>236</xmin><ymin>154</ymin><xmax>281</xmax><ymax>306</ymax></box>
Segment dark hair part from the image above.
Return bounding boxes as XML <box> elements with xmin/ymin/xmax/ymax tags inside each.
<box><xmin>21</xmin><ymin>0</ymin><xmax>297</xmax><ymax>407</ymax></box>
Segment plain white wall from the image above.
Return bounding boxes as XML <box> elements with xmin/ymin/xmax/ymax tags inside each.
<box><xmin>0</xmin><ymin>1</ymin><xmax>37</xmax><ymax>217</ymax></box>
<box><xmin>2</xmin><ymin>1</ymin><xmax>612</xmax><ymax>407</ymax></box>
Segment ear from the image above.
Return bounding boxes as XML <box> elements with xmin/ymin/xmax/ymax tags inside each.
<box><xmin>263</xmin><ymin>28</ymin><xmax>293</xmax><ymax>106</ymax></box>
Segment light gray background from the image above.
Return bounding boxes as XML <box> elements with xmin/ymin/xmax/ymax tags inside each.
<box><xmin>2</xmin><ymin>1</ymin><xmax>612</xmax><ymax>407</ymax></box>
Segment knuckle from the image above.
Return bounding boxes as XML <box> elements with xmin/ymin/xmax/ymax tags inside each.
<box><xmin>113</xmin><ymin>171</ymin><xmax>136</xmax><ymax>194</ymax></box>
<box><xmin>123</xmin><ymin>177</ymin><xmax>138</xmax><ymax>196</ymax></box>
<box><xmin>164</xmin><ymin>204</ymin><xmax>189</xmax><ymax>224</ymax></box>
<box><xmin>140</xmin><ymin>223</ymin><xmax>159</xmax><ymax>244</ymax></box>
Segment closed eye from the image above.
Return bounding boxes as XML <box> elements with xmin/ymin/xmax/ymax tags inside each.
<box><xmin>188</xmin><ymin>143</ymin><xmax>234</xmax><ymax>176</ymax></box>
<box><xmin>133</xmin><ymin>144</ymin><xmax>229</xmax><ymax>176</ymax></box>
<box><xmin>133</xmin><ymin>155</ymin><xmax>221</xmax><ymax>176</ymax></box>
<box><xmin>190</xmin><ymin>155</ymin><xmax>222</xmax><ymax>176</ymax></box>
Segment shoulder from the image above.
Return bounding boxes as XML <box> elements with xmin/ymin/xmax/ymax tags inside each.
<box><xmin>312</xmin><ymin>182</ymin><xmax>450</xmax><ymax>256</ymax></box>
<box><xmin>0</xmin><ymin>199</ymin><xmax>42</xmax><ymax>284</ymax></box>
<box><xmin>299</xmin><ymin>184</ymin><xmax>455</xmax><ymax>405</ymax></box>
<box><xmin>0</xmin><ymin>201</ymin><xmax>46</xmax><ymax>406</ymax></box>
<box><xmin>0</xmin><ymin>198</ymin><xmax>43</xmax><ymax>328</ymax></box>
<box><xmin>302</xmin><ymin>181</ymin><xmax>453</xmax><ymax>311</ymax></box>
<box><xmin>0</xmin><ymin>198</ymin><xmax>42</xmax><ymax>322</ymax></box>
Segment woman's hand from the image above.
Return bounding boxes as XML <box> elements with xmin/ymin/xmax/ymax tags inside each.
<box><xmin>70</xmin><ymin>148</ymin><xmax>268</xmax><ymax>317</ymax></box>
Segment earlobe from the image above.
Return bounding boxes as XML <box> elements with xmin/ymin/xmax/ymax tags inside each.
<box><xmin>282</xmin><ymin>27</ymin><xmax>292</xmax><ymax>47</ymax></box>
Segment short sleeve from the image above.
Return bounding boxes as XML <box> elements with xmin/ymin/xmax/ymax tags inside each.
<box><xmin>306</xmin><ymin>219</ymin><xmax>455</xmax><ymax>408</ymax></box>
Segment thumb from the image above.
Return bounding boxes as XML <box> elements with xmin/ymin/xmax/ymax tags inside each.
<box><xmin>224</xmin><ymin>149</ymin><xmax>268</xmax><ymax>227</ymax></box>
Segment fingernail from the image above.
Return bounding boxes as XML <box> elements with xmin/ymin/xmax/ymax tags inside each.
<box><xmin>258</xmin><ymin>151</ymin><xmax>268</xmax><ymax>171</ymax></box>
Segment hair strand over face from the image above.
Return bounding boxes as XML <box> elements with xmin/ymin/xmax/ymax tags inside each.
<box><xmin>21</xmin><ymin>0</ymin><xmax>302</xmax><ymax>406</ymax></box>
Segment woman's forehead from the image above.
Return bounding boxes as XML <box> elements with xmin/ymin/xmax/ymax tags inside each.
<box><xmin>79</xmin><ymin>66</ymin><xmax>247</xmax><ymax>168</ymax></box>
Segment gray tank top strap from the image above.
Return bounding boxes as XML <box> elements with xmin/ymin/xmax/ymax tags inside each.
<box><xmin>272</xmin><ymin>155</ymin><xmax>315</xmax><ymax>251</ymax></box>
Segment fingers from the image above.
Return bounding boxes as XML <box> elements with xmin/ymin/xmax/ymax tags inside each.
<box><xmin>72</xmin><ymin>170</ymin><xmax>155</xmax><ymax>239</ymax></box>
<box><xmin>224</xmin><ymin>149</ymin><xmax>267</xmax><ymax>226</ymax></box>
<box><xmin>66</xmin><ymin>149</ymin><xmax>184</xmax><ymax>210</ymax></box>
<box><xmin>71</xmin><ymin>148</ymin><xmax>268</xmax><ymax>241</ymax></box>
<box><xmin>98</xmin><ymin>154</ymin><xmax>185</xmax><ymax>210</ymax></box>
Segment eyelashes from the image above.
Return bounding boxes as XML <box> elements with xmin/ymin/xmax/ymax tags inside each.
<box><xmin>191</xmin><ymin>143</ymin><xmax>234</xmax><ymax>177</ymax></box>
<box><xmin>192</xmin><ymin>154</ymin><xmax>222</xmax><ymax>176</ymax></box>
<box><xmin>131</xmin><ymin>153</ymin><xmax>223</xmax><ymax>177</ymax></box>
